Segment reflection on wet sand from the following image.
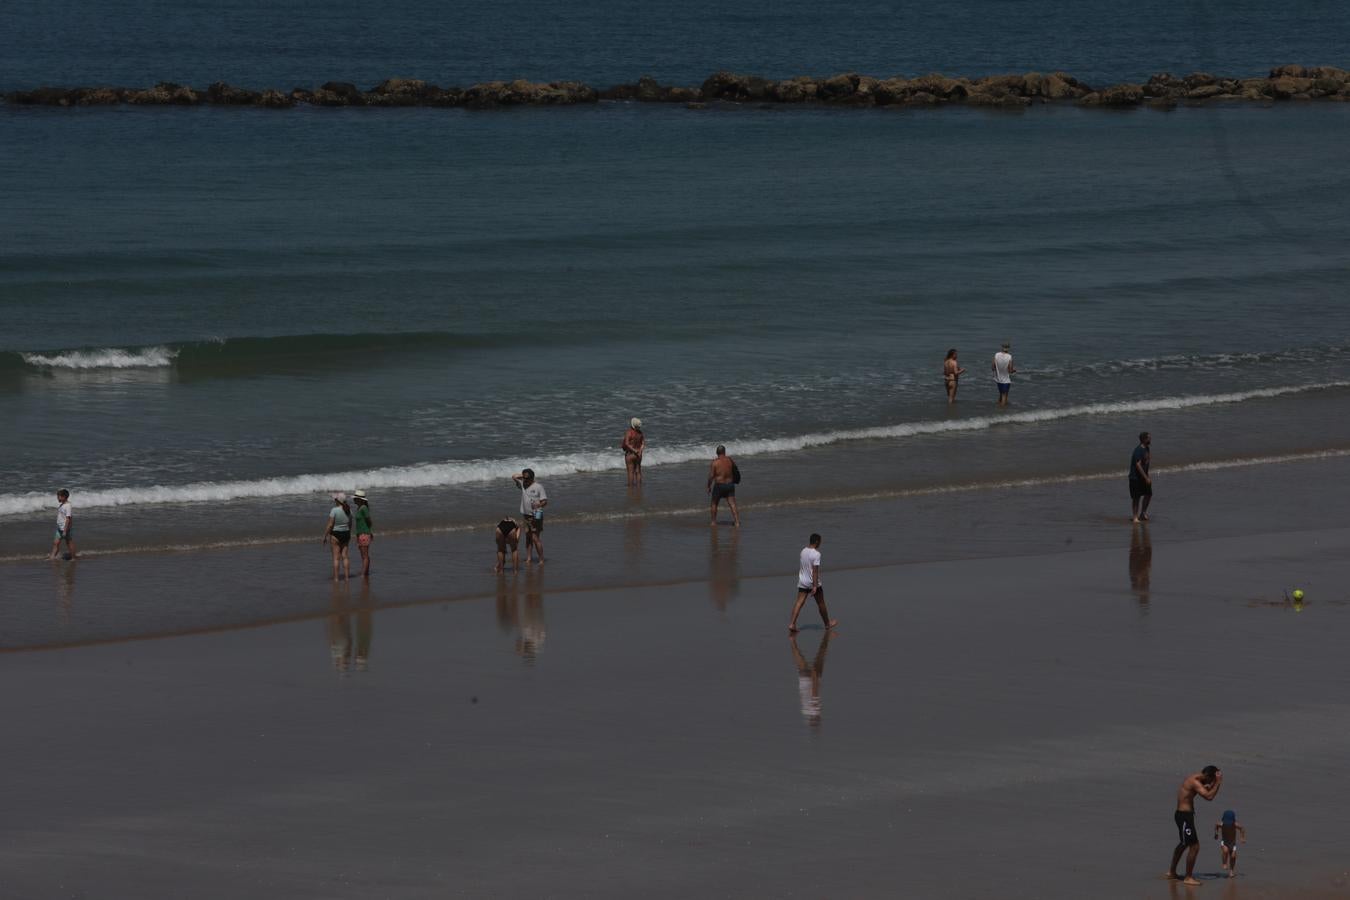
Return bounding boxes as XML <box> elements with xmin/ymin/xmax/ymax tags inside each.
<box><xmin>790</xmin><ymin>631</ymin><xmax>833</xmax><ymax>729</ymax></box>
<box><xmin>709</xmin><ymin>527</ymin><xmax>741</xmax><ymax>613</ymax></box>
<box><xmin>495</xmin><ymin>569</ymin><xmax>547</xmax><ymax>664</ymax></box>
<box><xmin>327</xmin><ymin>582</ymin><xmax>373</xmax><ymax>673</ymax></box>
<box><xmin>1129</xmin><ymin>525</ymin><xmax>1152</xmax><ymax>613</ymax></box>
<box><xmin>622</xmin><ymin>494</ymin><xmax>645</xmax><ymax>578</ymax></box>
<box><xmin>51</xmin><ymin>558</ymin><xmax>77</xmax><ymax>624</ymax></box>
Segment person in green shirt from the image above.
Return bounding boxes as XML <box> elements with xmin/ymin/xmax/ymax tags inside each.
<box><xmin>353</xmin><ymin>489</ymin><xmax>374</xmax><ymax>578</ymax></box>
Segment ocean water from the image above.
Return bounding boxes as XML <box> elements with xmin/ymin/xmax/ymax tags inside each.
<box><xmin>2</xmin><ymin>1</ymin><xmax>1349</xmax><ymax>557</ymax></box>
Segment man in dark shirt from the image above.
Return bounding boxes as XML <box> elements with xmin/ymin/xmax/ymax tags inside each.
<box><xmin>1130</xmin><ymin>431</ymin><xmax>1152</xmax><ymax>523</ymax></box>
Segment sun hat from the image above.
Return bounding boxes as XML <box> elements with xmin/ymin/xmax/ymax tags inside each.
<box><xmin>353</xmin><ymin>489</ymin><xmax>367</xmax><ymax>499</ymax></box>
<box><xmin>630</xmin><ymin>417</ymin><xmax>642</xmax><ymax>429</ymax></box>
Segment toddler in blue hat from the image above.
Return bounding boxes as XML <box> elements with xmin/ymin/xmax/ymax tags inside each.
<box><xmin>1213</xmin><ymin>809</ymin><xmax>1247</xmax><ymax>877</ymax></box>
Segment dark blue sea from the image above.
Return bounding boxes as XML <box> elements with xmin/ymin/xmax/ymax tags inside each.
<box><xmin>2</xmin><ymin>0</ymin><xmax>1349</xmax><ymax>551</ymax></box>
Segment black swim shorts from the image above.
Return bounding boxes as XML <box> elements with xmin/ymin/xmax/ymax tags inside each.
<box><xmin>332</xmin><ymin>530</ymin><xmax>351</xmax><ymax>547</ymax></box>
<box><xmin>1130</xmin><ymin>479</ymin><xmax>1152</xmax><ymax>499</ymax></box>
<box><xmin>712</xmin><ymin>482</ymin><xmax>736</xmax><ymax>500</ymax></box>
<box><xmin>1174</xmin><ymin>810</ymin><xmax>1198</xmax><ymax>847</ymax></box>
<box><xmin>498</xmin><ymin>519</ymin><xmax>518</xmax><ymax>537</ymax></box>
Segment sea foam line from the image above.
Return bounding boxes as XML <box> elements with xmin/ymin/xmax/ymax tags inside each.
<box><xmin>20</xmin><ymin>346</ymin><xmax>178</xmax><ymax>369</ymax></box>
<box><xmin>2</xmin><ymin>447</ymin><xmax>1348</xmax><ymax>563</ymax></box>
<box><xmin>0</xmin><ymin>381</ymin><xmax>1345</xmax><ymax>517</ymax></box>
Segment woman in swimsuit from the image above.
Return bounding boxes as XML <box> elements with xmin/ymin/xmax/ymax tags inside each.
<box><xmin>622</xmin><ymin>417</ymin><xmax>646</xmax><ymax>486</ymax></box>
<box><xmin>495</xmin><ymin>517</ymin><xmax>521</xmax><ymax>572</ymax></box>
<box><xmin>323</xmin><ymin>493</ymin><xmax>353</xmax><ymax>581</ymax></box>
<box><xmin>353</xmin><ymin>489</ymin><xmax>374</xmax><ymax>578</ymax></box>
<box><xmin>943</xmin><ymin>348</ymin><xmax>967</xmax><ymax>404</ymax></box>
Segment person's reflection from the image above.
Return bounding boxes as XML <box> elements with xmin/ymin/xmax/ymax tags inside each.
<box><xmin>790</xmin><ymin>631</ymin><xmax>833</xmax><ymax>729</ymax></box>
<box><xmin>51</xmin><ymin>558</ymin><xmax>77</xmax><ymax>624</ymax></box>
<box><xmin>516</xmin><ymin>567</ymin><xmax>546</xmax><ymax>664</ymax></box>
<box><xmin>353</xmin><ymin>581</ymin><xmax>373</xmax><ymax>670</ymax></box>
<box><xmin>1129</xmin><ymin>526</ymin><xmax>1153</xmax><ymax>612</ymax></box>
<box><xmin>622</xmin><ymin>507</ymin><xmax>645</xmax><ymax>578</ymax></box>
<box><xmin>495</xmin><ymin>573</ymin><xmax>521</xmax><ymax>634</ymax></box>
<box><xmin>328</xmin><ymin>582</ymin><xmax>374</xmax><ymax>673</ymax></box>
<box><xmin>709</xmin><ymin>527</ymin><xmax>741</xmax><ymax>612</ymax></box>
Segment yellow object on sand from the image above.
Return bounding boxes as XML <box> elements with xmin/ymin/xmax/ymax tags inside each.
<box><xmin>1292</xmin><ymin>589</ymin><xmax>1305</xmax><ymax>601</ymax></box>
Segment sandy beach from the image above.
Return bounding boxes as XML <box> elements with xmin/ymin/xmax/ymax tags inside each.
<box><xmin>3</xmin><ymin>458</ymin><xmax>1349</xmax><ymax>898</ymax></box>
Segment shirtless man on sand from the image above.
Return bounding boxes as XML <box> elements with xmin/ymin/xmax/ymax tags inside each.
<box><xmin>707</xmin><ymin>445</ymin><xmax>740</xmax><ymax>526</ymax></box>
<box><xmin>1167</xmin><ymin>765</ymin><xmax>1223</xmax><ymax>886</ymax></box>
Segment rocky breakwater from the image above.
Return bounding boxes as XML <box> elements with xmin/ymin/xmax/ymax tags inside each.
<box><xmin>4</xmin><ymin>66</ymin><xmax>1347</xmax><ymax>110</ymax></box>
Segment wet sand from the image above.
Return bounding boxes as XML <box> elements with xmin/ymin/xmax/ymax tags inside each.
<box><xmin>2</xmin><ymin>512</ymin><xmax>1349</xmax><ymax>897</ymax></box>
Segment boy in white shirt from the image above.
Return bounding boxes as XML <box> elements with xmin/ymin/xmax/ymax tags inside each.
<box><xmin>788</xmin><ymin>533</ymin><xmax>837</xmax><ymax>633</ymax></box>
<box><xmin>49</xmin><ymin>489</ymin><xmax>78</xmax><ymax>560</ymax></box>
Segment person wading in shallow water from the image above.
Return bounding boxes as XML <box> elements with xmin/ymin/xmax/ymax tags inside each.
<box><xmin>992</xmin><ymin>342</ymin><xmax>1016</xmax><ymax>406</ymax></box>
<box><xmin>622</xmin><ymin>417</ymin><xmax>645</xmax><ymax>486</ymax></box>
<box><xmin>353</xmin><ymin>489</ymin><xmax>374</xmax><ymax>578</ymax></box>
<box><xmin>1166</xmin><ymin>765</ymin><xmax>1223</xmax><ymax>886</ymax></box>
<box><xmin>943</xmin><ymin>348</ymin><xmax>966</xmax><ymax>404</ymax></box>
<box><xmin>707</xmin><ymin>445</ymin><xmax>740</xmax><ymax>527</ymax></box>
<box><xmin>1131</xmin><ymin>431</ymin><xmax>1153</xmax><ymax>523</ymax></box>
<box><xmin>512</xmin><ymin>469</ymin><xmax>548</xmax><ymax>563</ymax></box>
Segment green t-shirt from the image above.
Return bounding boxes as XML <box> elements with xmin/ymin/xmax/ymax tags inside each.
<box><xmin>354</xmin><ymin>504</ymin><xmax>373</xmax><ymax>535</ymax></box>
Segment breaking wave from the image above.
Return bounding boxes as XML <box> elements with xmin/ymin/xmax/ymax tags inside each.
<box><xmin>1</xmin><ymin>380</ymin><xmax>1346</xmax><ymax>517</ymax></box>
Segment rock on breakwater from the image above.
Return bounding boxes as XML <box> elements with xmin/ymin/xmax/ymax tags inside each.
<box><xmin>5</xmin><ymin>66</ymin><xmax>1348</xmax><ymax>110</ymax></box>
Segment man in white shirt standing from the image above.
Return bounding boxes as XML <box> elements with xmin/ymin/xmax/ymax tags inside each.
<box><xmin>788</xmin><ymin>533</ymin><xmax>836</xmax><ymax>633</ymax></box>
<box><xmin>992</xmin><ymin>341</ymin><xmax>1016</xmax><ymax>406</ymax></box>
<box><xmin>49</xmin><ymin>488</ymin><xmax>78</xmax><ymax>561</ymax></box>
<box><xmin>512</xmin><ymin>468</ymin><xmax>549</xmax><ymax>564</ymax></box>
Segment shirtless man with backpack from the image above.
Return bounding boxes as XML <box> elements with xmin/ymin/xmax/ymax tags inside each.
<box><xmin>707</xmin><ymin>445</ymin><xmax>740</xmax><ymax>527</ymax></box>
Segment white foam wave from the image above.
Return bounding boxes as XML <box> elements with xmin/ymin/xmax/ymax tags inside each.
<box><xmin>21</xmin><ymin>346</ymin><xmax>178</xmax><ymax>369</ymax></box>
<box><xmin>1</xmin><ymin>381</ymin><xmax>1346</xmax><ymax>517</ymax></box>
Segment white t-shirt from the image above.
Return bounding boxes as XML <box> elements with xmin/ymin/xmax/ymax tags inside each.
<box><xmin>520</xmin><ymin>482</ymin><xmax>547</xmax><ymax>518</ymax></box>
<box><xmin>993</xmin><ymin>351</ymin><xmax>1013</xmax><ymax>384</ymax></box>
<box><xmin>798</xmin><ymin>546</ymin><xmax>821</xmax><ymax>590</ymax></box>
<box><xmin>56</xmin><ymin>501</ymin><xmax>72</xmax><ymax>531</ymax></box>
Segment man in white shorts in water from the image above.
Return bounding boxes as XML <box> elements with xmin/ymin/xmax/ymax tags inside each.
<box><xmin>788</xmin><ymin>533</ymin><xmax>837</xmax><ymax>633</ymax></box>
<box><xmin>992</xmin><ymin>342</ymin><xmax>1016</xmax><ymax>406</ymax></box>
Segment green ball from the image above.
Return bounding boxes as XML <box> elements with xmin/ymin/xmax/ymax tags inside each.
<box><xmin>1292</xmin><ymin>589</ymin><xmax>1305</xmax><ymax>601</ymax></box>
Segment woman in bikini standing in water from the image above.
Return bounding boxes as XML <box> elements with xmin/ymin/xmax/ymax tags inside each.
<box><xmin>943</xmin><ymin>348</ymin><xmax>966</xmax><ymax>404</ymax></box>
<box><xmin>622</xmin><ymin>417</ymin><xmax>645</xmax><ymax>486</ymax></box>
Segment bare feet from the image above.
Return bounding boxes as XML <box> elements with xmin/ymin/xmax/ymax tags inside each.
<box><xmin>1182</xmin><ymin>877</ymin><xmax>1202</xmax><ymax>886</ymax></box>
<box><xmin>1163</xmin><ymin>873</ymin><xmax>1179</xmax><ymax>880</ymax></box>
<box><xmin>788</xmin><ymin>625</ymin><xmax>800</xmax><ymax>634</ymax></box>
<box><xmin>826</xmin><ymin>619</ymin><xmax>839</xmax><ymax>630</ymax></box>
<box><xmin>1140</xmin><ymin>514</ymin><xmax>1150</xmax><ymax>521</ymax></box>
<box><xmin>1132</xmin><ymin>517</ymin><xmax>1141</xmax><ymax>524</ymax></box>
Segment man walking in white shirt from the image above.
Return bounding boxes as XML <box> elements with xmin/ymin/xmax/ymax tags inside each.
<box><xmin>992</xmin><ymin>342</ymin><xmax>1016</xmax><ymax>406</ymax></box>
<box><xmin>788</xmin><ymin>533</ymin><xmax>836</xmax><ymax>633</ymax></box>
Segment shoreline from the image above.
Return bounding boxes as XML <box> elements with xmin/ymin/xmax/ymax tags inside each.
<box><xmin>7</xmin><ymin>449</ymin><xmax>1350</xmax><ymax>653</ymax></box>
<box><xmin>4</xmin><ymin>443</ymin><xmax>1350</xmax><ymax>564</ymax></box>
<box><xmin>5</xmin><ymin>64</ymin><xmax>1348</xmax><ymax>110</ymax></box>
